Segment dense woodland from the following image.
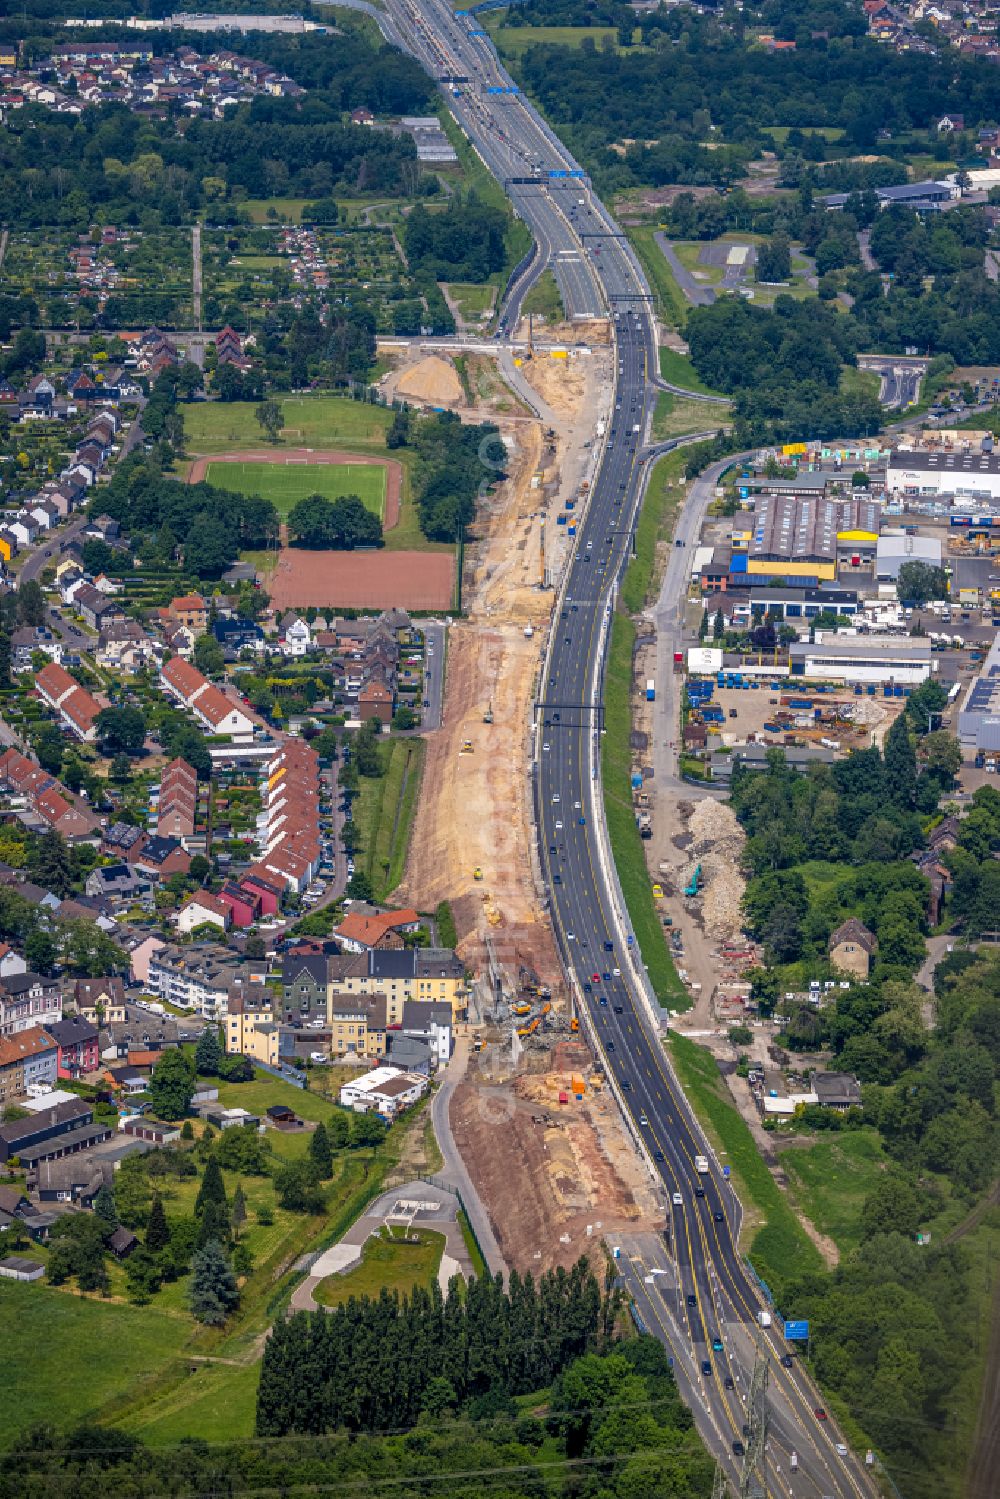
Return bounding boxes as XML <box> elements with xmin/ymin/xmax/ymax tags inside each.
<box><xmin>258</xmin><ymin>1258</ymin><xmax>608</xmax><ymax>1434</ymax></box>
<box><xmin>729</xmin><ymin>728</ymin><xmax>999</xmax><ymax>1490</ymax></box>
<box><xmin>1</xmin><ymin>1339</ymin><xmax>713</xmax><ymax>1499</ymax></box>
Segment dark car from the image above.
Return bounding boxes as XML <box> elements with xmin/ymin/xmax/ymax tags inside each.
<box><xmin>732</xmin><ymin>1441</ymin><xmax>744</xmax><ymax>1457</ymax></box>
<box><xmin>781</xmin><ymin>1354</ymin><xmax>794</xmax><ymax>1368</ymax></box>
<box><xmin>686</xmin><ymin>1293</ymin><xmax>697</xmax><ymax>1308</ymax></box>
<box><xmin>604</xmin><ymin>941</ymin><xmax>614</xmax><ymax>952</ymax></box>
<box><xmin>620</xmin><ymin>1077</ymin><xmax>631</xmax><ymax>1089</ymax></box>
<box><xmin>653</xmin><ymin>1149</ymin><xmax>664</xmax><ymax>1162</ymax></box>
<box><xmin>723</xmin><ymin>1375</ymin><xmax>734</xmax><ymax>1390</ymax></box>
<box><xmin>599</xmin><ymin>996</ymin><xmax>608</xmax><ymax>1006</ymax></box>
<box><xmin>701</xmin><ymin>1360</ymin><xmax>712</xmax><ymax>1377</ymax></box>
<box><xmin>613</xmin><ymin>1004</ymin><xmax>624</xmax><ymax>1014</ymax></box>
<box><xmin>606</xmin><ymin>1039</ymin><xmax>615</xmax><ymax>1050</ymax></box>
<box><xmin>694</xmin><ymin>1185</ymin><xmax>706</xmax><ymax>1198</ymax></box>
<box><xmin>714</xmin><ymin>1210</ymin><xmax>725</xmax><ymax>1224</ymax></box>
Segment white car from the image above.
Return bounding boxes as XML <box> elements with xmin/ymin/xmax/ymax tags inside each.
<box><xmin>552</xmin><ymin>794</ymin><xmax>560</xmax><ymax>803</ymax></box>
<box><xmin>555</xmin><ymin>819</ymin><xmax>563</xmax><ymax>829</ymax></box>
<box><xmin>309</xmin><ymin>1051</ymin><xmax>328</xmax><ymax>1063</ymax></box>
<box><xmin>672</xmin><ymin>1192</ymin><xmax>683</xmax><ymax>1207</ymax></box>
<box><xmin>835</xmin><ymin>1444</ymin><xmax>848</xmax><ymax>1458</ymax></box>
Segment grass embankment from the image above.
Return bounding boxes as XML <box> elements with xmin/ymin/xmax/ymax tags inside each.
<box><xmin>619</xmin><ymin>446</ymin><xmax>688</xmax><ymax>614</ymax></box>
<box><xmin>667</xmin><ymin>1034</ymin><xmax>823</xmax><ymax>1287</ymax></box>
<box><xmin>446</xmin><ymin>282</ymin><xmax>495</xmax><ymax>321</ymax></box>
<box><xmin>521</xmin><ymin>268</ymin><xmax>565</xmax><ymax>324</ymax></box>
<box><xmin>778</xmin><ymin>1130</ymin><xmax>888</xmax><ymax>1256</ymax></box>
<box><xmin>353</xmin><ymin>738</ymin><xmax>426</xmax><ymax>902</ymax></box>
<box><xmin>204</xmin><ymin>458</ymin><xmax>387</xmax><ymax>520</ymax></box>
<box><xmin>602</xmin><ymin>614</ymin><xmax>687</xmax><ymax>1011</ymax></box>
<box><xmin>652</xmin><ymin>390</ymin><xmax>727</xmax><ymax>443</ymax></box>
<box><xmin>314</xmin><ymin>1226</ymin><xmax>446</xmax><ymax>1307</ymax></box>
<box><xmin>625</xmin><ymin>226</ymin><xmax>688</xmax><ymax>328</ymax></box>
<box><xmin>658</xmin><ymin>346</ymin><xmax>727</xmax><ymax>398</ymax></box>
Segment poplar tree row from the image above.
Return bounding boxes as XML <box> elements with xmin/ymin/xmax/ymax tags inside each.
<box><xmin>257</xmin><ymin>1259</ymin><xmax>606</xmax><ymax>1436</ymax></box>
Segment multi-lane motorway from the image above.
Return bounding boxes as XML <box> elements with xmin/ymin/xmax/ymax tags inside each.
<box><xmin>381</xmin><ymin>5</ymin><xmax>878</xmax><ymax>1492</ymax></box>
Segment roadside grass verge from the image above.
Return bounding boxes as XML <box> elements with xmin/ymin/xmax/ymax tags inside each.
<box><xmin>522</xmin><ymin>267</ymin><xmax>565</xmax><ymax>324</ymax></box>
<box><xmin>625</xmin><ymin>225</ymin><xmax>688</xmax><ymax>328</ymax></box>
<box><xmin>355</xmin><ymin>738</ymin><xmax>426</xmax><ymax>902</ymax></box>
<box><xmin>667</xmin><ymin>1033</ymin><xmax>823</xmax><ymax>1288</ymax></box>
<box><xmin>620</xmin><ymin>447</ymin><xmax>688</xmax><ymax>614</ymax></box>
<box><xmin>652</xmin><ymin>390</ymin><xmax>727</xmax><ymax>442</ymax></box>
<box><xmin>603</xmin><ymin>614</ymin><xmax>688</xmax><ymax>1011</ymax></box>
<box><xmin>658</xmin><ymin>346</ymin><xmax>726</xmax><ymax>398</ymax></box>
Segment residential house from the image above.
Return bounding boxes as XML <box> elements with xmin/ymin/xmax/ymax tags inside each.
<box><xmin>73</xmin><ymin>583</ymin><xmax>123</xmax><ymax>631</ymax></box>
<box><xmin>156</xmin><ymin>757</ymin><xmax>198</xmax><ymax>845</ymax></box>
<box><xmin>46</xmin><ymin>1014</ymin><xmax>100</xmax><ymax>1079</ymax></box>
<box><xmin>335</xmin><ymin>907</ymin><xmax>422</xmax><ymax>953</ymax></box>
<box><xmin>225</xmin><ymin>987</ymin><xmax>280</xmax><ymax>1065</ymax></box>
<box><xmin>85</xmin><ymin>862</ymin><xmax>149</xmax><ymax>907</ymax></box>
<box><xmin>279</xmin><ymin>612</ymin><xmax>312</xmax><ymax>657</ymax></box>
<box><xmin>0</xmin><ymin>971</ymin><xmax>61</xmax><ymax>1039</ymax></box>
<box><xmin>176</xmin><ymin>891</ymin><xmax>231</xmax><ymax>935</ymax></box>
<box><xmin>0</xmin><ymin>944</ymin><xmax>26</xmax><ymax>979</ymax></box>
<box><xmin>0</xmin><ymin>1026</ymin><xmax>58</xmax><ymax>1105</ymax></box>
<box><xmin>131</xmin><ymin>835</ymin><xmax>191</xmax><ymax>883</ymax></box>
<box><xmin>217</xmin><ymin>882</ymin><xmax>260</xmax><ymax>928</ymax></box>
<box><xmin>338</xmin><ymin>1065</ymin><xmax>427</xmax><ymax>1118</ymax></box>
<box><xmin>326</xmin><ymin>947</ymin><xmax>466</xmax><ymax>1026</ymax></box>
<box><xmin>97</xmin><ymin>618</ymin><xmax>160</xmax><ymax>673</ymax></box>
<box><xmin>238</xmin><ymin>870</ymin><xmax>283</xmax><ymax>916</ymax></box>
<box><xmin>828</xmin><ymin>918</ymin><xmax>877</xmax><ymax>979</ymax></box>
<box><xmin>328</xmin><ymin>993</ymin><xmax>386</xmax><ymax>1060</ymax></box>
<box><xmin>159</xmin><ymin>656</ymin><xmax>254</xmax><ymax>743</ymax></box>
<box><xmin>282</xmin><ymin>953</ymin><xmax>329</xmax><ymax>1022</ymax></box>
<box><xmin>169</xmin><ymin>593</ymin><xmax>208</xmax><ymax>634</ymax></box>
<box><xmin>35</xmin><ymin>661</ymin><xmax>101</xmax><ymax>742</ymax></box>
<box><xmin>399</xmin><ymin>999</ymin><xmax>453</xmax><ymax>1067</ymax></box>
<box><xmin>10</xmin><ymin>627</ymin><xmax>61</xmax><ymax>671</ymax></box>
<box><xmin>811</xmin><ymin>1070</ymin><xmax>863</xmax><ymax>1110</ymax></box>
<box><xmin>358</xmin><ymin>676</ymin><xmax>394</xmax><ymax>725</ymax></box>
<box><xmin>73</xmin><ymin>976</ymin><xmax>127</xmax><ymax>1025</ymax></box>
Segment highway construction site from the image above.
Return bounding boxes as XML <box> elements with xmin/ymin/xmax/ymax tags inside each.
<box><xmin>393</xmin><ymin>337</ymin><xmax>661</xmax><ymax>1271</ymax></box>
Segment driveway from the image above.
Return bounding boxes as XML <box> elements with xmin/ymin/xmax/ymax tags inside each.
<box><xmin>653</xmin><ymin>233</ymin><xmax>715</xmax><ymax>307</ymax></box>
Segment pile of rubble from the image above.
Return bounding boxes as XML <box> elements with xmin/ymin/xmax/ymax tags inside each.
<box><xmin>685</xmin><ymin>797</ymin><xmax>747</xmax><ymax>942</ymax></box>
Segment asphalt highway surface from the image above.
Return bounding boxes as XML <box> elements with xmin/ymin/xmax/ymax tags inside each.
<box><xmin>384</xmin><ymin>4</ymin><xmax>880</xmax><ymax>1492</ymax></box>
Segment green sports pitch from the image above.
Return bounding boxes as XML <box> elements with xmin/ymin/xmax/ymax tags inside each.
<box><xmin>204</xmin><ymin>459</ymin><xmax>386</xmax><ymax>519</ymax></box>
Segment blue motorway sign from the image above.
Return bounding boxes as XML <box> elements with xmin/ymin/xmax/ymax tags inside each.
<box><xmin>784</xmin><ymin>1320</ymin><xmax>810</xmax><ymax>1342</ymax></box>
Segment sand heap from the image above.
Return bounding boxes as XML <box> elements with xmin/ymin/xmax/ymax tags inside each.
<box><xmin>395</xmin><ymin>354</ymin><xmax>463</xmax><ymax>407</ymax></box>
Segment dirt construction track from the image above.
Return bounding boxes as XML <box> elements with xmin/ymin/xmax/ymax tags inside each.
<box><xmin>187</xmin><ymin>448</ymin><xmax>401</xmax><ymax>529</ymax></box>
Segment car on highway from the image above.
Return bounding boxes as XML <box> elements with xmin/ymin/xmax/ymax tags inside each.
<box><xmin>835</xmin><ymin>1444</ymin><xmax>848</xmax><ymax>1457</ymax></box>
<box><xmin>613</xmin><ymin>1004</ymin><xmax>624</xmax><ymax>1014</ymax></box>
<box><xmin>606</xmin><ymin>1039</ymin><xmax>614</xmax><ymax>1050</ymax></box>
<box><xmin>638</xmin><ymin>1112</ymin><xmax>648</xmax><ymax>1125</ymax></box>
<box><xmin>598</xmin><ymin>996</ymin><xmax>607</xmax><ymax>1006</ymax></box>
<box><xmin>814</xmin><ymin>1408</ymin><xmax>828</xmax><ymax>1421</ymax></box>
<box><xmin>672</xmin><ymin>1191</ymin><xmax>683</xmax><ymax>1206</ymax></box>
<box><xmin>714</xmin><ymin>1210</ymin><xmax>725</xmax><ymax>1224</ymax></box>
<box><xmin>701</xmin><ymin>1360</ymin><xmax>712</xmax><ymax>1377</ymax></box>
<box><xmin>620</xmin><ymin>1077</ymin><xmax>630</xmax><ymax>1089</ymax></box>
<box><xmin>724</xmin><ymin>1375</ymin><xmax>734</xmax><ymax>1390</ymax></box>
<box><xmin>732</xmin><ymin>1441</ymin><xmax>744</xmax><ymax>1457</ymax></box>
<box><xmin>686</xmin><ymin>1292</ymin><xmax>697</xmax><ymax>1308</ymax></box>
<box><xmin>653</xmin><ymin>1149</ymin><xmax>664</xmax><ymax>1162</ymax></box>
<box><xmin>694</xmin><ymin>1185</ymin><xmax>705</xmax><ymax>1198</ymax></box>
<box><xmin>712</xmin><ymin>1337</ymin><xmax>724</xmax><ymax>1352</ymax></box>
<box><xmin>781</xmin><ymin>1354</ymin><xmax>794</xmax><ymax>1368</ymax></box>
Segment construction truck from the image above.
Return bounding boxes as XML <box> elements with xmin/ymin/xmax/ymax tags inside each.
<box><xmin>473</xmin><ymin>867</ymin><xmax>483</xmax><ymax>881</ymax></box>
<box><xmin>483</xmin><ymin>702</ymin><xmax>494</xmax><ymax>724</ymax></box>
<box><xmin>683</xmin><ymin>864</ymin><xmax>702</xmax><ymax>897</ymax></box>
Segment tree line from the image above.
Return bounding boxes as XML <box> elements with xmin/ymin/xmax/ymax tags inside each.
<box><xmin>0</xmin><ymin>1339</ymin><xmax>713</xmax><ymax>1499</ymax></box>
<box><xmin>257</xmin><ymin>1257</ymin><xmax>609</xmax><ymax>1435</ymax></box>
<box><xmin>387</xmin><ymin>408</ymin><xmax>504</xmax><ymax>543</ymax></box>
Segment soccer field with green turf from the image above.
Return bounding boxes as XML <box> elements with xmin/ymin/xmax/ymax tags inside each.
<box><xmin>204</xmin><ymin>459</ymin><xmax>386</xmax><ymax>519</ymax></box>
